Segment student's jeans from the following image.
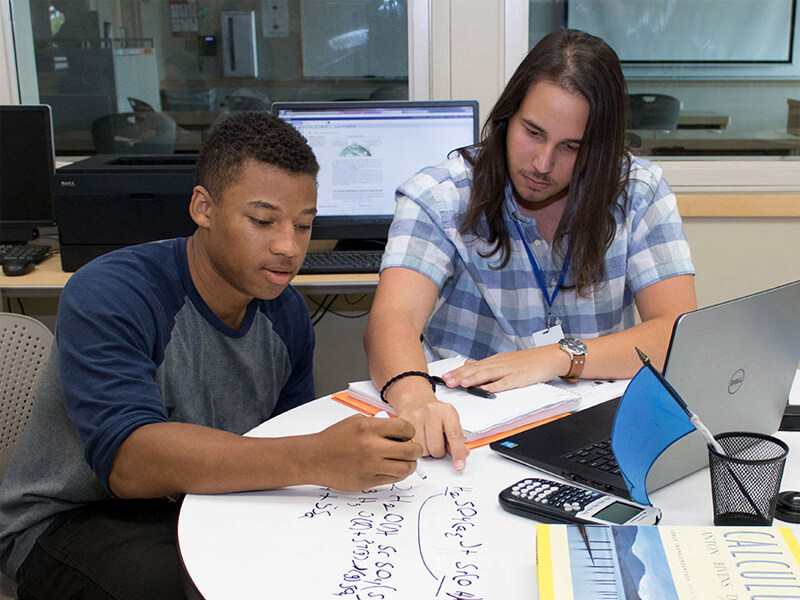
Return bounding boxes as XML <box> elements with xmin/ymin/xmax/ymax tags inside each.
<box><xmin>15</xmin><ymin>499</ymin><xmax>193</xmax><ymax>600</ymax></box>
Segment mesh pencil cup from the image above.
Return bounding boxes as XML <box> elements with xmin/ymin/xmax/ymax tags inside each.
<box><xmin>708</xmin><ymin>431</ymin><xmax>788</xmax><ymax>526</ymax></box>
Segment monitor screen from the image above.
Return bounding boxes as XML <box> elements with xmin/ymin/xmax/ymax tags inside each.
<box><xmin>0</xmin><ymin>105</ymin><xmax>56</xmax><ymax>243</ymax></box>
<box><xmin>273</xmin><ymin>100</ymin><xmax>479</xmax><ymax>242</ymax></box>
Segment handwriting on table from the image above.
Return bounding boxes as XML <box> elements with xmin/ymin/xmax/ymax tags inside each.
<box><xmin>298</xmin><ymin>484</ymin><xmax>485</xmax><ymax>599</ymax></box>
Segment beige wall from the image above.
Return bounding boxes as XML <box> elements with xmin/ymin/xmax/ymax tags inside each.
<box><xmin>684</xmin><ymin>217</ymin><xmax>800</xmax><ymax>309</ymax></box>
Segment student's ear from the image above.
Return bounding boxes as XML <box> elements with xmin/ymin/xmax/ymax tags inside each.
<box><xmin>189</xmin><ymin>185</ymin><xmax>214</xmax><ymax>229</ymax></box>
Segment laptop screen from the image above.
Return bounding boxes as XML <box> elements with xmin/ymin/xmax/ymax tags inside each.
<box><xmin>273</xmin><ymin>100</ymin><xmax>479</xmax><ymax>241</ymax></box>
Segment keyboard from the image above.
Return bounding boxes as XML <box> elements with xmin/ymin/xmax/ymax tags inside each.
<box><xmin>0</xmin><ymin>243</ymin><xmax>51</xmax><ymax>264</ymax></box>
<box><xmin>562</xmin><ymin>439</ymin><xmax>621</xmax><ymax>476</ymax></box>
<box><xmin>299</xmin><ymin>250</ymin><xmax>384</xmax><ymax>274</ymax></box>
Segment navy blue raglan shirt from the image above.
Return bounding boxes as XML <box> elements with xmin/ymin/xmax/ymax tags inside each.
<box><xmin>0</xmin><ymin>238</ymin><xmax>315</xmax><ymax>579</ymax></box>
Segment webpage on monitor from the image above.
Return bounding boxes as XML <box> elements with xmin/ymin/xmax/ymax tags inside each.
<box><xmin>276</xmin><ymin>104</ymin><xmax>477</xmax><ymax>220</ymax></box>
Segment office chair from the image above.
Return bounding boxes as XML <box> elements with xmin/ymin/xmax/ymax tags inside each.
<box><xmin>0</xmin><ymin>313</ymin><xmax>53</xmax><ymax>480</ymax></box>
<box><xmin>625</xmin><ymin>131</ymin><xmax>643</xmax><ymax>149</ymax></box>
<box><xmin>91</xmin><ymin>112</ymin><xmax>177</xmax><ymax>154</ymax></box>
<box><xmin>368</xmin><ymin>87</ymin><xmax>407</xmax><ymax>100</ymax></box>
<box><xmin>127</xmin><ymin>97</ymin><xmax>156</xmax><ymax>112</ymax></box>
<box><xmin>0</xmin><ymin>313</ymin><xmax>53</xmax><ymax>600</ymax></box>
<box><xmin>223</xmin><ymin>89</ymin><xmax>270</xmax><ymax>112</ymax></box>
<box><xmin>628</xmin><ymin>94</ymin><xmax>680</xmax><ymax>130</ymax></box>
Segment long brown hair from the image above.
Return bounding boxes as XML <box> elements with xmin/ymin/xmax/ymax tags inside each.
<box><xmin>459</xmin><ymin>29</ymin><xmax>630</xmax><ymax>296</ymax></box>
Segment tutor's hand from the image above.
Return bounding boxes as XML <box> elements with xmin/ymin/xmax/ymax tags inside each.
<box><xmin>442</xmin><ymin>347</ymin><xmax>567</xmax><ymax>393</ymax></box>
<box><xmin>392</xmin><ymin>395</ymin><xmax>468</xmax><ymax>472</ymax></box>
<box><xmin>309</xmin><ymin>415</ymin><xmax>423</xmax><ymax>492</ymax></box>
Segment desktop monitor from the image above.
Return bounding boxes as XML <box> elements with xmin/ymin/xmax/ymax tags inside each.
<box><xmin>272</xmin><ymin>100</ymin><xmax>479</xmax><ymax>245</ymax></box>
<box><xmin>0</xmin><ymin>105</ymin><xmax>56</xmax><ymax>243</ymax></box>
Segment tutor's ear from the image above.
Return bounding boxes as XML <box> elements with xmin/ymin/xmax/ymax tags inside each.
<box><xmin>189</xmin><ymin>185</ymin><xmax>214</xmax><ymax>229</ymax></box>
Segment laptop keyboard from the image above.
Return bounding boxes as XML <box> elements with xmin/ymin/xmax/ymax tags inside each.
<box><xmin>299</xmin><ymin>250</ymin><xmax>384</xmax><ymax>274</ymax></box>
<box><xmin>0</xmin><ymin>244</ymin><xmax>51</xmax><ymax>264</ymax></box>
<box><xmin>562</xmin><ymin>440</ymin><xmax>621</xmax><ymax>475</ymax></box>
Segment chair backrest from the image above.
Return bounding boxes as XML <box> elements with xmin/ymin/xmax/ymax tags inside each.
<box><xmin>368</xmin><ymin>86</ymin><xmax>407</xmax><ymax>100</ymax></box>
<box><xmin>127</xmin><ymin>96</ymin><xmax>156</xmax><ymax>112</ymax></box>
<box><xmin>629</xmin><ymin>93</ymin><xmax>680</xmax><ymax>130</ymax></box>
<box><xmin>91</xmin><ymin>112</ymin><xmax>177</xmax><ymax>154</ymax></box>
<box><xmin>224</xmin><ymin>94</ymin><xmax>270</xmax><ymax>112</ymax></box>
<box><xmin>0</xmin><ymin>313</ymin><xmax>53</xmax><ymax>480</ymax></box>
<box><xmin>625</xmin><ymin>131</ymin><xmax>643</xmax><ymax>149</ymax></box>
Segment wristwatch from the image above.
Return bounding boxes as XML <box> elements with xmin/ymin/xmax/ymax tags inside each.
<box><xmin>558</xmin><ymin>337</ymin><xmax>587</xmax><ymax>383</ymax></box>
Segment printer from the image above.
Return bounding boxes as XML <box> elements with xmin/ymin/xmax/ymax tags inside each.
<box><xmin>54</xmin><ymin>154</ymin><xmax>198</xmax><ymax>271</ymax></box>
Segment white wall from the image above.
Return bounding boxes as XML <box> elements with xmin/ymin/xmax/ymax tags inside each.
<box><xmin>312</xmin><ymin>307</ymin><xmax>371</xmax><ymax>397</ymax></box>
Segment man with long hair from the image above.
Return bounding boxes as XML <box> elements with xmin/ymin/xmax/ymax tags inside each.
<box><xmin>365</xmin><ymin>30</ymin><xmax>696</xmax><ymax>470</ymax></box>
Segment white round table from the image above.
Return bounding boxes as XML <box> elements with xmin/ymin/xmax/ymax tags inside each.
<box><xmin>178</xmin><ymin>395</ymin><xmax>800</xmax><ymax>599</ymax></box>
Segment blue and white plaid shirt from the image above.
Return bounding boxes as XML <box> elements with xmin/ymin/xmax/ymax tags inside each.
<box><xmin>382</xmin><ymin>153</ymin><xmax>694</xmax><ymax>360</ymax></box>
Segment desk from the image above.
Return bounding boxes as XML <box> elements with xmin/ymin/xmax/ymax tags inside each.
<box><xmin>0</xmin><ymin>254</ymin><xmax>71</xmax><ymax>306</ymax></box>
<box><xmin>54</xmin><ymin>127</ymin><xmax>203</xmax><ymax>154</ymax></box>
<box><xmin>165</xmin><ymin>110</ymin><xmax>217</xmax><ymax>132</ymax></box>
<box><xmin>633</xmin><ymin>128</ymin><xmax>800</xmax><ymax>156</ymax></box>
<box><xmin>677</xmin><ymin>111</ymin><xmax>730</xmax><ymax>130</ymax></box>
<box><xmin>178</xmin><ymin>383</ymin><xmax>800</xmax><ymax>599</ymax></box>
<box><xmin>0</xmin><ymin>255</ymin><xmax>379</xmax><ymax>306</ymax></box>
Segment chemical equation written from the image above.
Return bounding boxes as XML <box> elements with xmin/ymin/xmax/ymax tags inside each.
<box><xmin>298</xmin><ymin>484</ymin><xmax>415</xmax><ymax>598</ymax></box>
<box><xmin>296</xmin><ymin>484</ymin><xmax>484</xmax><ymax>599</ymax></box>
<box><xmin>418</xmin><ymin>486</ymin><xmax>484</xmax><ymax>600</ymax></box>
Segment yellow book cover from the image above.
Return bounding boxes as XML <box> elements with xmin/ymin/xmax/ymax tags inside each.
<box><xmin>537</xmin><ymin>523</ymin><xmax>800</xmax><ymax>600</ymax></box>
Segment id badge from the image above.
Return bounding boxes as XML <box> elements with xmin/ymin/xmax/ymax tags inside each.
<box><xmin>531</xmin><ymin>323</ymin><xmax>563</xmax><ymax>347</ymax></box>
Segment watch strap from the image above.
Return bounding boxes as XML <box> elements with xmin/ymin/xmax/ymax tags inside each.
<box><xmin>561</xmin><ymin>353</ymin><xmax>585</xmax><ymax>383</ymax></box>
<box><xmin>559</xmin><ymin>340</ymin><xmax>586</xmax><ymax>383</ymax></box>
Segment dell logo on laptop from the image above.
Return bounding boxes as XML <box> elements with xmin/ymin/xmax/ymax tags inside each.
<box><xmin>728</xmin><ymin>369</ymin><xmax>745</xmax><ymax>394</ymax></box>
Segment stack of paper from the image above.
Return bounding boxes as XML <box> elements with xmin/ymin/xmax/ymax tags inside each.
<box><xmin>345</xmin><ymin>357</ymin><xmax>581</xmax><ymax>443</ymax></box>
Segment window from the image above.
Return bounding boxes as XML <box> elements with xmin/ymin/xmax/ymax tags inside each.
<box><xmin>528</xmin><ymin>0</ymin><xmax>800</xmax><ymax>161</ymax></box>
<box><xmin>13</xmin><ymin>0</ymin><xmax>411</xmax><ymax>155</ymax></box>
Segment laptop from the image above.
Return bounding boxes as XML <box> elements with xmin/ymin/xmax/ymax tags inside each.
<box><xmin>491</xmin><ymin>280</ymin><xmax>800</xmax><ymax>499</ymax></box>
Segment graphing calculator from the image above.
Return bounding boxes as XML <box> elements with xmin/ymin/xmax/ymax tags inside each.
<box><xmin>498</xmin><ymin>477</ymin><xmax>662</xmax><ymax>525</ymax></box>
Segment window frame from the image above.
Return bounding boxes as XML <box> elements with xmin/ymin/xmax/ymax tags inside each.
<box><xmin>505</xmin><ymin>0</ymin><xmax>800</xmax><ymax>193</ymax></box>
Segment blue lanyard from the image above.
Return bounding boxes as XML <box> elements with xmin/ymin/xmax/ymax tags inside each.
<box><xmin>513</xmin><ymin>218</ymin><xmax>570</xmax><ymax>329</ymax></box>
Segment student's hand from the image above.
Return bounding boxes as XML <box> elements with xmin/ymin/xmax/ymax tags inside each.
<box><xmin>308</xmin><ymin>415</ymin><xmax>423</xmax><ymax>492</ymax></box>
<box><xmin>391</xmin><ymin>395</ymin><xmax>469</xmax><ymax>472</ymax></box>
<box><xmin>442</xmin><ymin>346</ymin><xmax>569</xmax><ymax>393</ymax></box>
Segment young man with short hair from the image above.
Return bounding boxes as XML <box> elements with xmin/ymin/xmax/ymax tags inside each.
<box><xmin>0</xmin><ymin>112</ymin><xmax>422</xmax><ymax>599</ymax></box>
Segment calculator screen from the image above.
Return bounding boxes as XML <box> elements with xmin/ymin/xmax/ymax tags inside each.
<box><xmin>592</xmin><ymin>501</ymin><xmax>644</xmax><ymax>524</ymax></box>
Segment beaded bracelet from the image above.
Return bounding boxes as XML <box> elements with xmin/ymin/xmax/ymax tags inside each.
<box><xmin>379</xmin><ymin>370</ymin><xmax>436</xmax><ymax>404</ymax></box>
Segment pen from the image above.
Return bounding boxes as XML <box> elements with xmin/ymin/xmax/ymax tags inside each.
<box><xmin>429</xmin><ymin>375</ymin><xmax>496</xmax><ymax>399</ymax></box>
<box><xmin>635</xmin><ymin>347</ymin><xmax>724</xmax><ymax>454</ymax></box>
<box><xmin>374</xmin><ymin>411</ymin><xmax>427</xmax><ymax>480</ymax></box>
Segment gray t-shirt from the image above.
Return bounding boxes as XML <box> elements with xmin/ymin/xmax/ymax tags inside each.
<box><xmin>0</xmin><ymin>238</ymin><xmax>314</xmax><ymax>578</ymax></box>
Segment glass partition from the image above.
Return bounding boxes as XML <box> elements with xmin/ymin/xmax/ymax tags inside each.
<box><xmin>22</xmin><ymin>0</ymin><xmax>409</xmax><ymax>155</ymax></box>
<box><xmin>528</xmin><ymin>0</ymin><xmax>800</xmax><ymax>159</ymax></box>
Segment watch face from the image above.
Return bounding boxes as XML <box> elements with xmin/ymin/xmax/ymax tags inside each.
<box><xmin>560</xmin><ymin>337</ymin><xmax>587</xmax><ymax>355</ymax></box>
